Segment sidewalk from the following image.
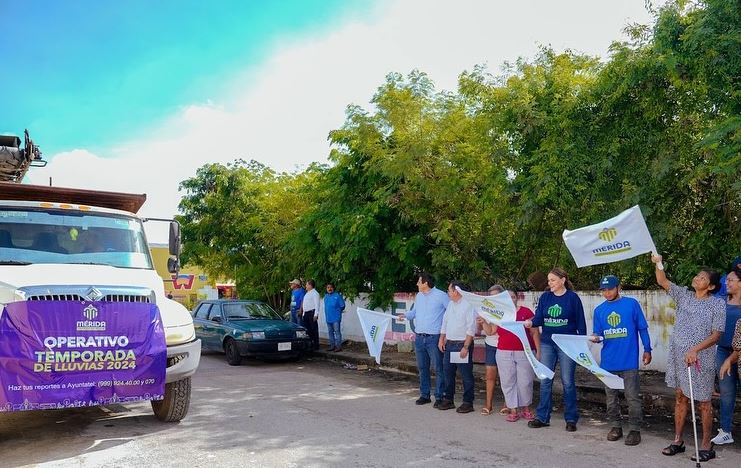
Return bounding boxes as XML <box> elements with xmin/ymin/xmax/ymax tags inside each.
<box><xmin>313</xmin><ymin>340</ymin><xmax>741</xmax><ymax>416</ymax></box>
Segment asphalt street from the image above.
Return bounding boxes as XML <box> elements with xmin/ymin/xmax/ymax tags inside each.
<box><xmin>1</xmin><ymin>352</ymin><xmax>739</xmax><ymax>467</ymax></box>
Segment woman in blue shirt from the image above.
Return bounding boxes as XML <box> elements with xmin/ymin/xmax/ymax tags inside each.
<box><xmin>525</xmin><ymin>267</ymin><xmax>586</xmax><ymax>432</ymax></box>
<box><xmin>714</xmin><ymin>264</ymin><xmax>741</xmax><ymax>445</ymax></box>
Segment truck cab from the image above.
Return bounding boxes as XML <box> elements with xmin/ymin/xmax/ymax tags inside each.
<box><xmin>0</xmin><ymin>181</ymin><xmax>200</xmax><ymax>421</ymax></box>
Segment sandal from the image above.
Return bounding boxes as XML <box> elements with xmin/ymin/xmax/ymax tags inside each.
<box><xmin>661</xmin><ymin>441</ymin><xmax>685</xmax><ymax>456</ymax></box>
<box><xmin>691</xmin><ymin>449</ymin><xmax>716</xmax><ymax>462</ymax></box>
<box><xmin>520</xmin><ymin>409</ymin><xmax>535</xmax><ymax>421</ymax></box>
<box><xmin>499</xmin><ymin>406</ymin><xmax>510</xmax><ymax>415</ymax></box>
<box><xmin>480</xmin><ymin>407</ymin><xmax>493</xmax><ymax>416</ymax></box>
<box><xmin>505</xmin><ymin>412</ymin><xmax>520</xmax><ymax>422</ymax></box>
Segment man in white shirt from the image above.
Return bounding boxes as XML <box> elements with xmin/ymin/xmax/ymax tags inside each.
<box><xmin>437</xmin><ymin>281</ymin><xmax>476</xmax><ymax>413</ymax></box>
<box><xmin>301</xmin><ymin>279</ymin><xmax>321</xmax><ymax>351</ymax></box>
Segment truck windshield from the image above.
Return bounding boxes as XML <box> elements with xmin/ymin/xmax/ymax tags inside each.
<box><xmin>0</xmin><ymin>208</ymin><xmax>153</xmax><ymax>269</ymax></box>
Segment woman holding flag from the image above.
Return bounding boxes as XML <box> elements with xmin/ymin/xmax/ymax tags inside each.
<box><xmin>524</xmin><ymin>267</ymin><xmax>586</xmax><ymax>432</ymax></box>
<box><xmin>495</xmin><ymin>290</ymin><xmax>540</xmax><ymax>422</ymax></box>
<box><xmin>651</xmin><ymin>254</ymin><xmax>725</xmax><ymax>462</ymax></box>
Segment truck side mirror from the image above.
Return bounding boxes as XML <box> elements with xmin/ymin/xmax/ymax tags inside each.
<box><xmin>169</xmin><ymin>221</ymin><xmax>181</xmax><ymax>257</ymax></box>
<box><xmin>167</xmin><ymin>257</ymin><xmax>180</xmax><ymax>274</ymax></box>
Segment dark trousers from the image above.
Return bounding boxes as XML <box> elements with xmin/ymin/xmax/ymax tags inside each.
<box><xmin>443</xmin><ymin>341</ymin><xmax>474</xmax><ymax>404</ymax></box>
<box><xmin>302</xmin><ymin>310</ymin><xmax>319</xmax><ymax>350</ymax></box>
<box><xmin>605</xmin><ymin>369</ymin><xmax>642</xmax><ymax>431</ymax></box>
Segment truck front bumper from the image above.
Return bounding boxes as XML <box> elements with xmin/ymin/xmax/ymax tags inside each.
<box><xmin>165</xmin><ymin>339</ymin><xmax>201</xmax><ymax>383</ymax></box>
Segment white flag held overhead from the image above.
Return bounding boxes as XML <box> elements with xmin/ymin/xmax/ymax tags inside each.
<box><xmin>456</xmin><ymin>288</ymin><xmax>517</xmax><ymax>324</ymax></box>
<box><xmin>562</xmin><ymin>205</ymin><xmax>658</xmax><ymax>268</ymax></box>
<box><xmin>552</xmin><ymin>334</ymin><xmax>624</xmax><ymax>389</ymax></box>
<box><xmin>357</xmin><ymin>308</ymin><xmax>392</xmax><ymax>364</ymax></box>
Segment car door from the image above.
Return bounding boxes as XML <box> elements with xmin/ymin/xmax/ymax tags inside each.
<box><xmin>193</xmin><ymin>303</ymin><xmax>212</xmax><ymax>349</ymax></box>
<box><xmin>205</xmin><ymin>303</ymin><xmax>227</xmax><ymax>350</ymax></box>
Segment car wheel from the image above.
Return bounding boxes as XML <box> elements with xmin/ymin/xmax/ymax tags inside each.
<box><xmin>224</xmin><ymin>338</ymin><xmax>242</xmax><ymax>366</ymax></box>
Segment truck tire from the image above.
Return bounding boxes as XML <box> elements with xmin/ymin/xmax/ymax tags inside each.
<box><xmin>151</xmin><ymin>376</ymin><xmax>191</xmax><ymax>422</ymax></box>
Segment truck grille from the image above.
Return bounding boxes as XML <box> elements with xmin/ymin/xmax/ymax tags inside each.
<box><xmin>27</xmin><ymin>294</ymin><xmax>152</xmax><ymax>303</ymax></box>
<box><xmin>20</xmin><ymin>286</ymin><xmax>155</xmax><ymax>304</ymax></box>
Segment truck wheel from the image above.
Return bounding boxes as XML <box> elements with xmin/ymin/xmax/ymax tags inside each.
<box><xmin>224</xmin><ymin>338</ymin><xmax>242</xmax><ymax>366</ymax></box>
<box><xmin>152</xmin><ymin>376</ymin><xmax>191</xmax><ymax>422</ymax></box>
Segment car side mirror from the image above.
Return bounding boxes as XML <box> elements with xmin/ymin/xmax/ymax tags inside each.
<box><xmin>212</xmin><ymin>316</ymin><xmax>222</xmax><ymax>323</ymax></box>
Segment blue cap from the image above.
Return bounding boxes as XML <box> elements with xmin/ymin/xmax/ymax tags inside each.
<box><xmin>599</xmin><ymin>275</ymin><xmax>620</xmax><ymax>290</ymax></box>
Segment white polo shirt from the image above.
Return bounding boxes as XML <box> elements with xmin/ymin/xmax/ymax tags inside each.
<box><xmin>440</xmin><ymin>297</ymin><xmax>476</xmax><ymax>341</ymax></box>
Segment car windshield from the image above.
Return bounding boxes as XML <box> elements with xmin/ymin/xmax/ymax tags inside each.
<box><xmin>0</xmin><ymin>208</ymin><xmax>153</xmax><ymax>269</ymax></box>
<box><xmin>223</xmin><ymin>302</ymin><xmax>282</xmax><ymax>320</ymax></box>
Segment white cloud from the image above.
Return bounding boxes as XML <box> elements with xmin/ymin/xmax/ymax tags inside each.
<box><xmin>28</xmin><ymin>0</ymin><xmax>657</xmax><ymax>242</ymax></box>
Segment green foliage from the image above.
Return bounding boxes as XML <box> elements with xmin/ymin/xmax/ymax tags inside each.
<box><xmin>177</xmin><ymin>0</ymin><xmax>740</xmax><ymax>306</ymax></box>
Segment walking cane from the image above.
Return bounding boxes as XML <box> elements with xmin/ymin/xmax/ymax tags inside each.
<box><xmin>686</xmin><ymin>363</ymin><xmax>701</xmax><ymax>468</ymax></box>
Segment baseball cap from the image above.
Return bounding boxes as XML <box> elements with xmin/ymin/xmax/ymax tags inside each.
<box><xmin>599</xmin><ymin>275</ymin><xmax>620</xmax><ymax>290</ymax></box>
<box><xmin>288</xmin><ymin>279</ymin><xmax>301</xmax><ymax>286</ymax></box>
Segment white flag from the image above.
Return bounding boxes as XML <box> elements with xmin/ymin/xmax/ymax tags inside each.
<box><xmin>357</xmin><ymin>308</ymin><xmax>392</xmax><ymax>364</ymax></box>
<box><xmin>498</xmin><ymin>322</ymin><xmax>555</xmax><ymax>380</ymax></box>
<box><xmin>552</xmin><ymin>334</ymin><xmax>624</xmax><ymax>389</ymax></box>
<box><xmin>456</xmin><ymin>288</ymin><xmax>517</xmax><ymax>324</ymax></box>
<box><xmin>457</xmin><ymin>287</ymin><xmax>553</xmax><ymax>380</ymax></box>
<box><xmin>562</xmin><ymin>205</ymin><xmax>657</xmax><ymax>267</ymax></box>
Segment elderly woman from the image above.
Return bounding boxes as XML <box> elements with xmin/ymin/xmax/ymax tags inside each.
<box><xmin>652</xmin><ymin>254</ymin><xmax>725</xmax><ymax>462</ymax></box>
<box><xmin>715</xmin><ymin>264</ymin><xmax>741</xmax><ymax>445</ymax></box>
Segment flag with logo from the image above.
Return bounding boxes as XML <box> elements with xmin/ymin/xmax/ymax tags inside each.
<box><xmin>457</xmin><ymin>288</ymin><xmax>554</xmax><ymax>380</ymax></box>
<box><xmin>562</xmin><ymin>205</ymin><xmax>658</xmax><ymax>268</ymax></box>
<box><xmin>498</xmin><ymin>322</ymin><xmax>555</xmax><ymax>380</ymax></box>
<box><xmin>552</xmin><ymin>334</ymin><xmax>624</xmax><ymax>389</ymax></box>
<box><xmin>357</xmin><ymin>308</ymin><xmax>392</xmax><ymax>364</ymax></box>
<box><xmin>456</xmin><ymin>288</ymin><xmax>517</xmax><ymax>324</ymax></box>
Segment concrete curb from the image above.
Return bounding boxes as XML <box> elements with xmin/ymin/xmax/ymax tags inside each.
<box><xmin>312</xmin><ymin>345</ymin><xmax>738</xmax><ymax>416</ymax></box>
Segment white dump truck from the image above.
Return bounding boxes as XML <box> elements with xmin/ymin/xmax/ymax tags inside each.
<box><xmin>0</xmin><ymin>134</ymin><xmax>200</xmax><ymax>421</ymax></box>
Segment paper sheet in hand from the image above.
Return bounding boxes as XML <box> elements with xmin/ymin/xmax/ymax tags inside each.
<box><xmin>450</xmin><ymin>352</ymin><xmax>468</xmax><ymax>364</ymax></box>
<box><xmin>552</xmin><ymin>334</ymin><xmax>624</xmax><ymax>389</ymax></box>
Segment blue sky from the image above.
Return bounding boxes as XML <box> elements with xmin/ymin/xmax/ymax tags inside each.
<box><xmin>1</xmin><ymin>0</ymin><xmax>369</xmax><ymax>155</ymax></box>
<box><xmin>2</xmin><ymin>0</ymin><xmax>656</xmax><ymax>241</ymax></box>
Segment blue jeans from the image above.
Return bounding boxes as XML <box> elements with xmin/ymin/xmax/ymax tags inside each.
<box><xmin>536</xmin><ymin>341</ymin><xmax>578</xmax><ymax>424</ymax></box>
<box><xmin>290</xmin><ymin>309</ymin><xmax>300</xmax><ymax>324</ymax></box>
<box><xmin>444</xmin><ymin>341</ymin><xmax>475</xmax><ymax>404</ymax></box>
<box><xmin>327</xmin><ymin>321</ymin><xmax>342</xmax><ymax>348</ymax></box>
<box><xmin>415</xmin><ymin>334</ymin><xmax>445</xmax><ymax>400</ymax></box>
<box><xmin>717</xmin><ymin>346</ymin><xmax>739</xmax><ymax>432</ymax></box>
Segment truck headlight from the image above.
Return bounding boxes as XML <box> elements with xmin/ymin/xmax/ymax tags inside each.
<box><xmin>296</xmin><ymin>330</ymin><xmax>308</xmax><ymax>339</ymax></box>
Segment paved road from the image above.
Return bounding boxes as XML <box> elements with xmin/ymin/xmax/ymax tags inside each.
<box><xmin>1</xmin><ymin>353</ymin><xmax>739</xmax><ymax>467</ymax></box>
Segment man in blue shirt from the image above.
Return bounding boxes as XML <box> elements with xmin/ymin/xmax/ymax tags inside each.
<box><xmin>323</xmin><ymin>282</ymin><xmax>346</xmax><ymax>352</ymax></box>
<box><xmin>289</xmin><ymin>279</ymin><xmax>305</xmax><ymax>325</ymax></box>
<box><xmin>592</xmin><ymin>275</ymin><xmax>652</xmax><ymax>446</ymax></box>
<box><xmin>397</xmin><ymin>272</ymin><xmax>450</xmax><ymax>407</ymax></box>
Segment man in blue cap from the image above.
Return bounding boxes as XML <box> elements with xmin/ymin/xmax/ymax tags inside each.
<box><xmin>592</xmin><ymin>275</ymin><xmax>652</xmax><ymax>446</ymax></box>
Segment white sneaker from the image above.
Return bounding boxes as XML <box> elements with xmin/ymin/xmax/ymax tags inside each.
<box><xmin>710</xmin><ymin>429</ymin><xmax>734</xmax><ymax>445</ymax></box>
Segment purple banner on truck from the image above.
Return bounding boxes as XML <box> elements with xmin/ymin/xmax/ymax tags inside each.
<box><xmin>0</xmin><ymin>300</ymin><xmax>166</xmax><ymax>412</ymax></box>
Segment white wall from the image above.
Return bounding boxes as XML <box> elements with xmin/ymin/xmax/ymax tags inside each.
<box><xmin>318</xmin><ymin>290</ymin><xmax>681</xmax><ymax>372</ymax></box>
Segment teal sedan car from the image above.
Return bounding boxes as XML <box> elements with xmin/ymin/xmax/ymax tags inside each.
<box><xmin>192</xmin><ymin>300</ymin><xmax>311</xmax><ymax>365</ymax></box>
